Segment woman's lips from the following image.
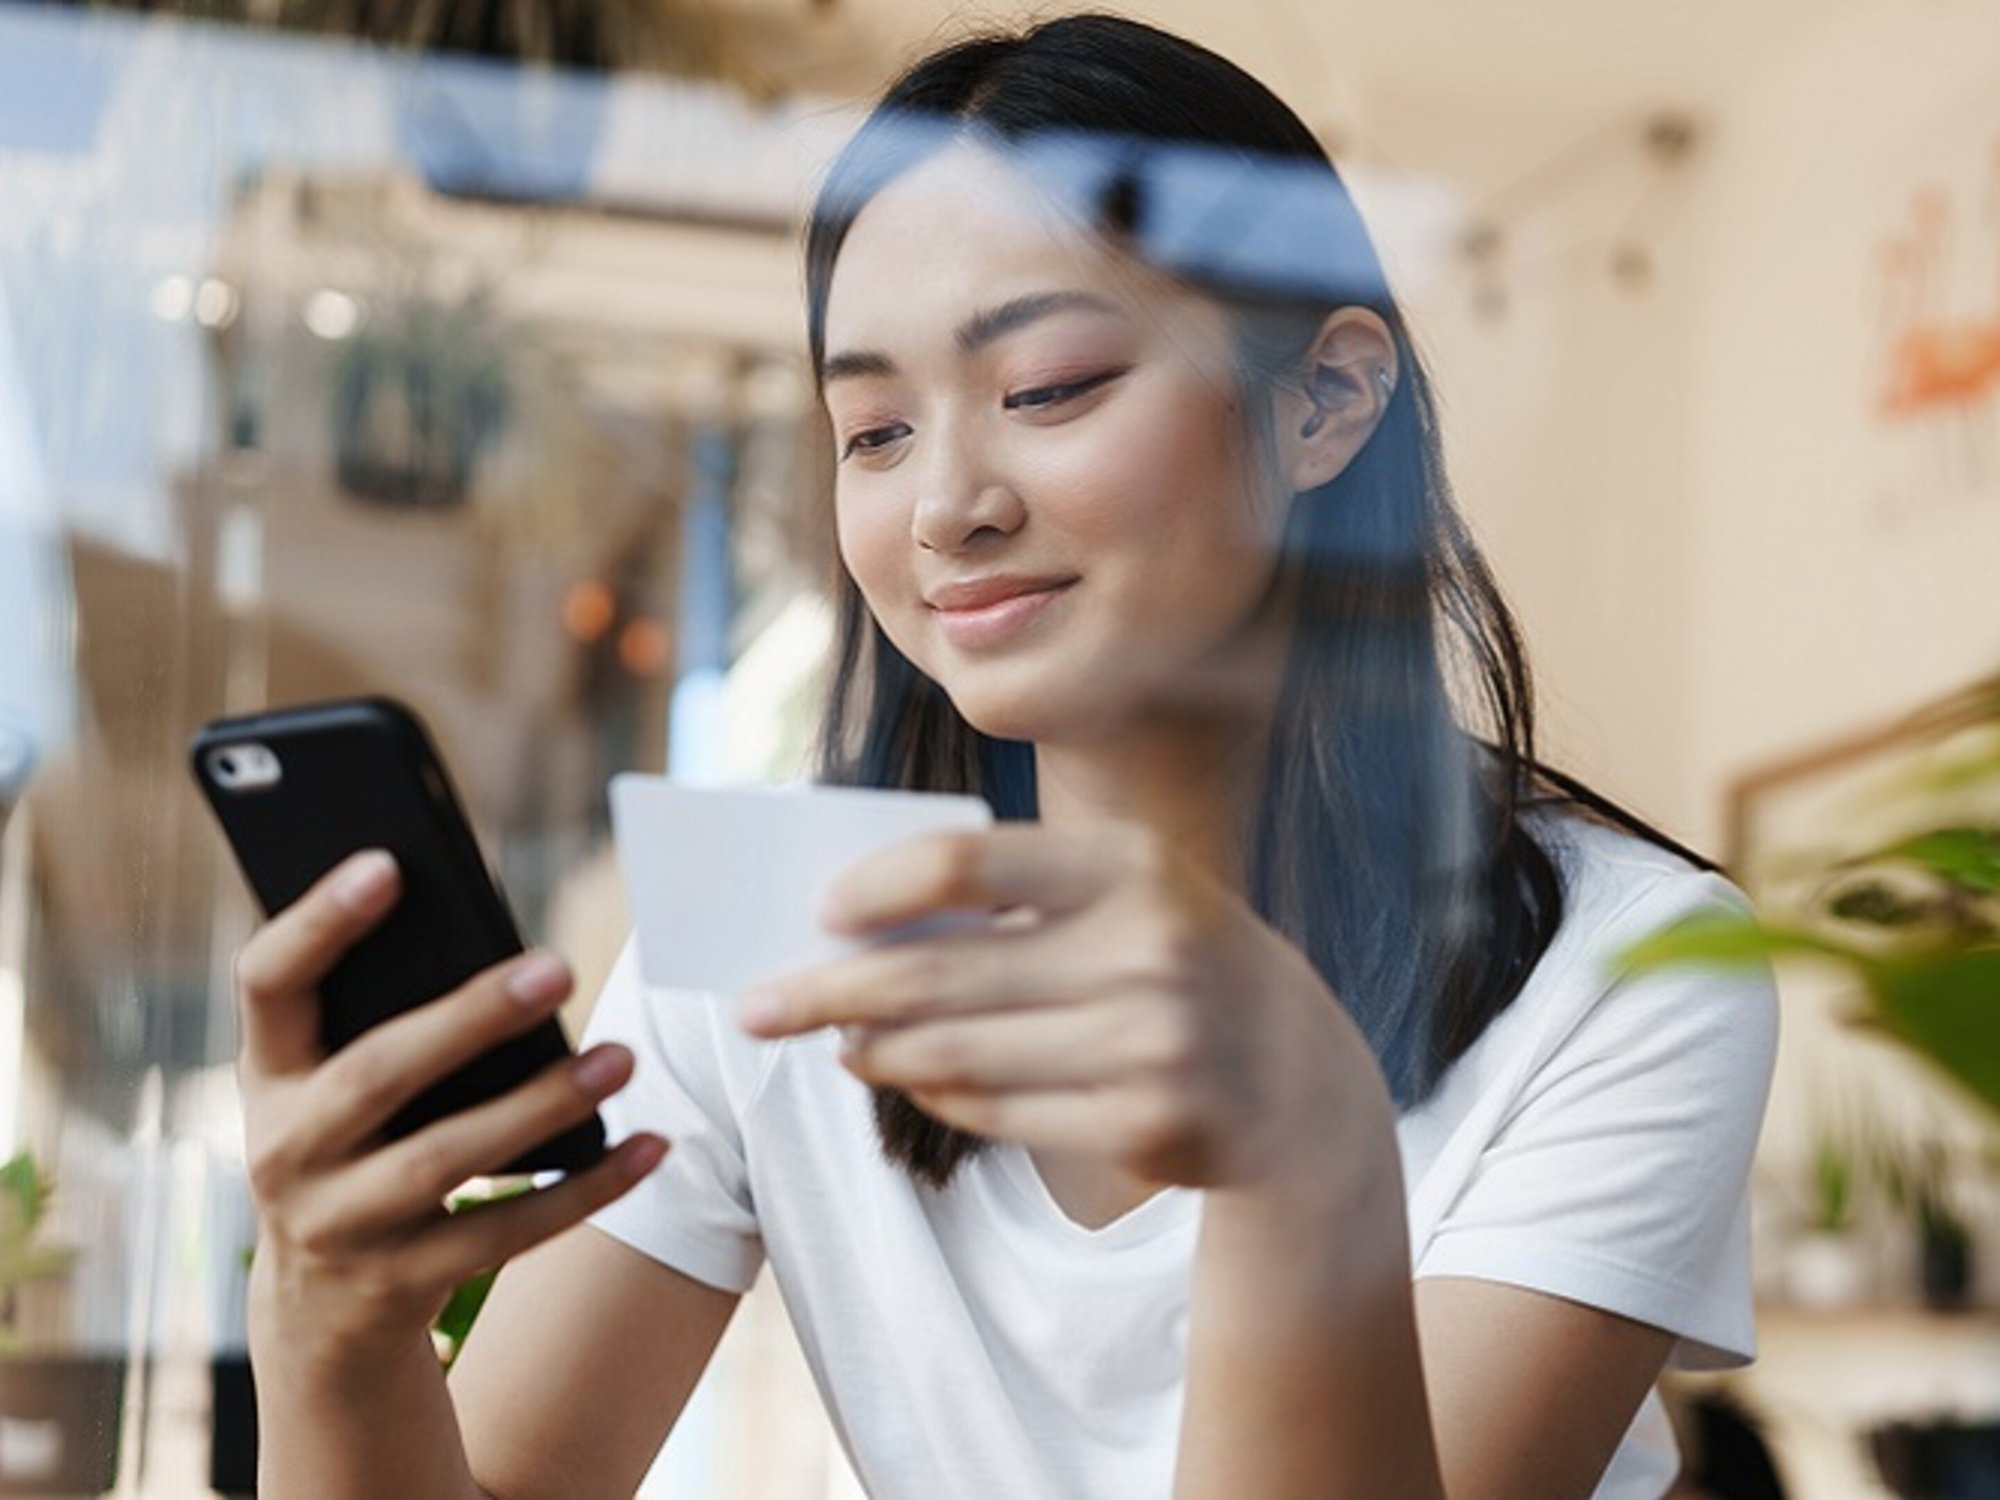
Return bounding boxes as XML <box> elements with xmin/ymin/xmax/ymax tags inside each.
<box><xmin>931</xmin><ymin>580</ymin><xmax>1075</xmax><ymax>649</ymax></box>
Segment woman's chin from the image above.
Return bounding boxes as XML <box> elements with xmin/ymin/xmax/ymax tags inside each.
<box><xmin>943</xmin><ymin>679</ymin><xmax>1132</xmax><ymax>748</ymax></box>
<box><xmin>947</xmin><ymin>695</ymin><xmax>1059</xmax><ymax>745</ymax></box>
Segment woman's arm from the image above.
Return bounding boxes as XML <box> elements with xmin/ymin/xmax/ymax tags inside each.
<box><xmin>1171</xmin><ymin>1103</ymin><xmax>1445</xmax><ymax>1500</ymax></box>
<box><xmin>449</xmin><ymin>1224</ymin><xmax>742</xmax><ymax>1498</ymax></box>
<box><xmin>1413</xmin><ymin>1277</ymin><xmax>1674</xmax><ymax>1498</ymax></box>
<box><xmin>248</xmin><ymin>1277</ymin><xmax>492</xmax><ymax>1500</ymax></box>
<box><xmin>1170</xmin><ymin>1102</ymin><xmax>1676</xmax><ymax>1500</ymax></box>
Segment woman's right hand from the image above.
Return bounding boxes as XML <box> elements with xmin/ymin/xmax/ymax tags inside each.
<box><xmin>232</xmin><ymin>847</ymin><xmax>670</xmax><ymax>1365</ymax></box>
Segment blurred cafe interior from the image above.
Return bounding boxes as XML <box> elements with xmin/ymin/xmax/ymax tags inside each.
<box><xmin>3</xmin><ymin>1</ymin><xmax>2000</xmax><ymax>1496</ymax></box>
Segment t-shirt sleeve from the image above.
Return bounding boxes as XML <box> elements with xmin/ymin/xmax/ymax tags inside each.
<box><xmin>574</xmin><ymin>932</ymin><xmax>771</xmax><ymax>1295</ymax></box>
<box><xmin>1412</xmin><ymin>869</ymin><xmax>1780</xmax><ymax>1371</ymax></box>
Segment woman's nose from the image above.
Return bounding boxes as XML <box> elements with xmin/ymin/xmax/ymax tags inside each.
<box><xmin>909</xmin><ymin>426</ymin><xmax>1025</xmax><ymax>551</ymax></box>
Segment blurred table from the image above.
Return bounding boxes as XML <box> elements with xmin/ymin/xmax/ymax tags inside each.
<box><xmin>1676</xmin><ymin>1305</ymin><xmax>2000</xmax><ymax>1498</ymax></box>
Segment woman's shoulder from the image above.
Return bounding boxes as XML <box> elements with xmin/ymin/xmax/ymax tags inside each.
<box><xmin>1509</xmin><ymin>801</ymin><xmax>1779</xmax><ymax>1098</ymax></box>
<box><xmin>1499</xmin><ymin>800</ymin><xmax>1765</xmax><ymax>1051</ymax></box>
<box><xmin>1519</xmin><ymin>797</ymin><xmax>1745</xmax><ymax>927</ymax></box>
<box><xmin>1402</xmin><ymin>800</ymin><xmax>1776</xmax><ymax>1140</ymax></box>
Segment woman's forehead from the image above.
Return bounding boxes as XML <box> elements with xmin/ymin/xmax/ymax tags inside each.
<box><xmin>829</xmin><ymin>149</ymin><xmax>1115</xmax><ymax>291</ymax></box>
<box><xmin>824</xmin><ymin>145</ymin><xmax>1179</xmax><ymax>349</ymax></box>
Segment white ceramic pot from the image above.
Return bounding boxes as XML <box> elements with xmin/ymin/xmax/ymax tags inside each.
<box><xmin>1781</xmin><ymin>1229</ymin><xmax>1876</xmax><ymax>1310</ymax></box>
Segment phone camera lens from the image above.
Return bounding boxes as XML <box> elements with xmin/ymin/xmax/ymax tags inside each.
<box><xmin>210</xmin><ymin>742</ymin><xmax>279</xmax><ymax>790</ymax></box>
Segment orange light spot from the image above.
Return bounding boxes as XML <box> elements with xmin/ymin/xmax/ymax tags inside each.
<box><xmin>619</xmin><ymin>618</ymin><xmax>670</xmax><ymax>677</ymax></box>
<box><xmin>562</xmin><ymin>580</ymin><xmax>615</xmax><ymax>642</ymax></box>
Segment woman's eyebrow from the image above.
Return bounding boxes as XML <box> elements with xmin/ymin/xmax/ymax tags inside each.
<box><xmin>822</xmin><ymin>289</ymin><xmax>1125</xmax><ymax>384</ymax></box>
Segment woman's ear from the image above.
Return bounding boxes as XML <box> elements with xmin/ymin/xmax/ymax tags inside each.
<box><xmin>1278</xmin><ymin>308</ymin><xmax>1398</xmax><ymax>493</ymax></box>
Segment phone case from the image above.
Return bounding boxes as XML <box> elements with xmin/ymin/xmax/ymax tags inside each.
<box><xmin>189</xmin><ymin>695</ymin><xmax>606</xmax><ymax>1176</ymax></box>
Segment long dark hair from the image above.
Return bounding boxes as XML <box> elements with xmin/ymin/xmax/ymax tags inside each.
<box><xmin>801</xmin><ymin>13</ymin><xmax>1713</xmax><ymax>1189</ymax></box>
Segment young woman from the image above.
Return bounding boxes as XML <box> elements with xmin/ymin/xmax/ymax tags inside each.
<box><xmin>233</xmin><ymin>15</ymin><xmax>1778</xmax><ymax>1499</ymax></box>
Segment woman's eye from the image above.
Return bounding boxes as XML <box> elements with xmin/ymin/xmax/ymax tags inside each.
<box><xmin>1003</xmin><ymin>368</ymin><xmax>1126</xmax><ymax>411</ymax></box>
<box><xmin>840</xmin><ymin>423</ymin><xmax>910</xmax><ymax>460</ymax></box>
<box><xmin>835</xmin><ymin>370</ymin><xmax>1125</xmax><ymax>459</ymax></box>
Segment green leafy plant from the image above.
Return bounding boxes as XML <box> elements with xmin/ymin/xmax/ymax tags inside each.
<box><xmin>1616</xmin><ymin>678</ymin><xmax>2000</xmax><ymax>1118</ymax></box>
<box><xmin>1918</xmin><ymin>1185</ymin><xmax>1972</xmax><ymax>1256</ymax></box>
<box><xmin>1810</xmin><ymin>1133</ymin><xmax>1859</xmax><ymax>1233</ymax></box>
<box><xmin>0</xmin><ymin>1152</ymin><xmax>80</xmax><ymax>1352</ymax></box>
<box><xmin>432</xmin><ymin>1179</ymin><xmax>533</xmax><ymax>1368</ymax></box>
<box><xmin>1794</xmin><ymin>1102</ymin><xmax>1901</xmax><ymax>1235</ymax></box>
<box><xmin>1876</xmin><ymin>1136</ymin><xmax>1977</xmax><ymax>1306</ymax></box>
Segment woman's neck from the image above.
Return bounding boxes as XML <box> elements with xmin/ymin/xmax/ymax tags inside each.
<box><xmin>1030</xmin><ymin>583</ymin><xmax>1293</xmax><ymax>897</ymax></box>
<box><xmin>1032</xmin><ymin>709</ymin><xmax>1272</xmax><ymax>897</ymax></box>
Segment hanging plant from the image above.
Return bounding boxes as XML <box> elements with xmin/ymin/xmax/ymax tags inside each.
<box><xmin>333</xmin><ymin>296</ymin><xmax>513</xmax><ymax>512</ymax></box>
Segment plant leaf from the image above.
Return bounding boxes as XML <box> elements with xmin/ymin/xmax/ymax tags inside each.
<box><xmin>430</xmin><ymin>1179</ymin><xmax>534</xmax><ymax>1361</ymax></box>
<box><xmin>1866</xmin><ymin>947</ymin><xmax>2000</xmax><ymax>1118</ymax></box>
<box><xmin>1856</xmin><ymin>827</ymin><xmax>2000</xmax><ymax>894</ymax></box>
<box><xmin>0</xmin><ymin>1154</ymin><xmax>47</xmax><ymax>1236</ymax></box>
<box><xmin>432</xmin><ymin>1269</ymin><xmax>497</xmax><ymax>1359</ymax></box>
<box><xmin>1612</xmin><ymin>911</ymin><xmax>1856</xmax><ymax>976</ymax></box>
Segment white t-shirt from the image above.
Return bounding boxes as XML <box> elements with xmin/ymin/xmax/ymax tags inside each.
<box><xmin>581</xmin><ymin>807</ymin><xmax>1780</xmax><ymax>1498</ymax></box>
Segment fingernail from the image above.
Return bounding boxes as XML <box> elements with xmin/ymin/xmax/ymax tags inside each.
<box><xmin>622</xmin><ymin>1136</ymin><xmax>668</xmax><ymax>1176</ymax></box>
<box><xmin>334</xmin><ymin>850</ymin><xmax>397</xmax><ymax>913</ymax></box>
<box><xmin>573</xmin><ymin>1046</ymin><xmax>625</xmax><ymax>1090</ymax></box>
<box><xmin>738</xmin><ymin>988</ymin><xmax>786</xmax><ymax>1032</ymax></box>
<box><xmin>507</xmin><ymin>952</ymin><xmax>570</xmax><ymax>1007</ymax></box>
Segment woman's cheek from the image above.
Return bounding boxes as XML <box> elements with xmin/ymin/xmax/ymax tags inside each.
<box><xmin>835</xmin><ymin>493</ymin><xmax>936</xmax><ymax>663</ymax></box>
<box><xmin>1068</xmin><ymin>374</ymin><xmax>1226</xmax><ymax>509</ymax></box>
<box><xmin>834</xmin><ymin>490</ymin><xmax>902</xmax><ymax>599</ymax></box>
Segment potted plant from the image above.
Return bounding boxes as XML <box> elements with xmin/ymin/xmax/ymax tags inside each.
<box><xmin>1779</xmin><ymin>1121</ymin><xmax>1880</xmax><ymax>1309</ymax></box>
<box><xmin>0</xmin><ymin>1154</ymin><xmax>77</xmax><ymax>1344</ymax></box>
<box><xmin>0</xmin><ymin>1151</ymin><xmax>124</xmax><ymax>1498</ymax></box>
<box><xmin>1915</xmin><ymin>1172</ymin><xmax>1974</xmax><ymax>1312</ymax></box>
<box><xmin>1878</xmin><ymin>1138</ymin><xmax>1978</xmax><ymax>1312</ymax></box>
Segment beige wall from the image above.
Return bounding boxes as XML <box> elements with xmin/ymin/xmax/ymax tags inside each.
<box><xmin>1388</xmin><ymin>1</ymin><xmax>2000</xmax><ymax>858</ymax></box>
<box><xmin>1387</xmin><ymin>138</ymin><xmax>1705</xmax><ymax>839</ymax></box>
<box><xmin>1387</xmin><ymin>0</ymin><xmax>2000</xmax><ymax>1239</ymax></box>
<box><xmin>1684</xmin><ymin>0</ymin><xmax>2000</xmax><ymax>850</ymax></box>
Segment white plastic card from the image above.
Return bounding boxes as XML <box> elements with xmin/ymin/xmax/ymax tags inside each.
<box><xmin>608</xmin><ymin>774</ymin><xmax>996</xmax><ymax>997</ymax></box>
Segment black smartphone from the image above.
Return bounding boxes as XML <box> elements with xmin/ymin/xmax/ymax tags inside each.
<box><xmin>189</xmin><ymin>695</ymin><xmax>607</xmax><ymax>1177</ymax></box>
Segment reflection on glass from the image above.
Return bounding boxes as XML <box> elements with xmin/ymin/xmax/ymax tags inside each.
<box><xmin>0</xmin><ymin>7</ymin><xmax>1793</xmax><ymax>1500</ymax></box>
<box><xmin>0</xmin><ymin>8</ymin><xmax>836</xmax><ymax>1492</ymax></box>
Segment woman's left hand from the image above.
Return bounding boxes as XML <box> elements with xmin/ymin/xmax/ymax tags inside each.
<box><xmin>735</xmin><ymin>822</ymin><xmax>1390</xmax><ymax>1191</ymax></box>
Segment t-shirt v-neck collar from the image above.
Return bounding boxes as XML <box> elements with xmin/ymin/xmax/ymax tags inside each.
<box><xmin>987</xmin><ymin>1141</ymin><xmax>1200</xmax><ymax>1249</ymax></box>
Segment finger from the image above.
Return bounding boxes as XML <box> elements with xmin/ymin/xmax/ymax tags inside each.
<box><xmin>331</xmin><ymin>1043</ymin><xmax>633</xmax><ymax>1239</ymax></box>
<box><xmin>905</xmin><ymin>1081</ymin><xmax>1172</xmax><ymax>1161</ymax></box>
<box><xmin>233</xmin><ymin>849</ymin><xmax>403</xmax><ymax>1078</ymax></box>
<box><xmin>818</xmin><ymin>824</ymin><xmax>1130</xmax><ymax>937</ymax></box>
<box><xmin>741</xmin><ymin>918</ymin><xmax>1077</xmax><ymax>1037</ymax></box>
<box><xmin>840</xmin><ymin>997</ymin><xmax>1181</xmax><ymax>1094</ymax></box>
<box><xmin>406</xmin><ymin>1132</ymin><xmax>672</xmax><ymax>1285</ymax></box>
<box><xmin>300</xmin><ymin>948</ymin><xmax>576</xmax><ymax>1163</ymax></box>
